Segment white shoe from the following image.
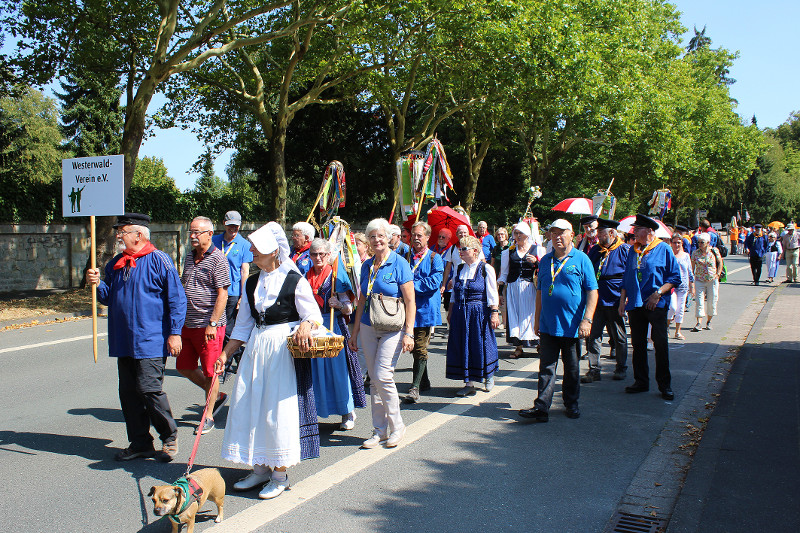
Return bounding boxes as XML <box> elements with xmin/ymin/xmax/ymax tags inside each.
<box><xmin>258</xmin><ymin>476</ymin><xmax>290</xmax><ymax>499</ymax></box>
<box><xmin>361</xmin><ymin>430</ymin><xmax>387</xmax><ymax>449</ymax></box>
<box><xmin>340</xmin><ymin>412</ymin><xmax>356</xmax><ymax>431</ymax></box>
<box><xmin>484</xmin><ymin>376</ymin><xmax>495</xmax><ymax>392</ymax></box>
<box><xmin>233</xmin><ymin>471</ymin><xmax>271</xmax><ymax>491</ymax></box>
<box><xmin>385</xmin><ymin>426</ymin><xmax>406</xmax><ymax>448</ymax></box>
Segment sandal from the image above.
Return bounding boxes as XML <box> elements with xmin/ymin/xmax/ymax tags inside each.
<box><xmin>509</xmin><ymin>346</ymin><xmax>523</xmax><ymax>359</ymax></box>
<box><xmin>674</xmin><ymin>333</ymin><xmax>685</xmax><ymax>340</ymax></box>
<box><xmin>691</xmin><ymin>326</ymin><xmax>701</xmax><ymax>332</ymax></box>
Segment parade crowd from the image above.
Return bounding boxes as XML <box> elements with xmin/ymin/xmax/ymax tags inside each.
<box><xmin>85</xmin><ymin>210</ymin><xmax>799</xmax><ymax>502</ymax></box>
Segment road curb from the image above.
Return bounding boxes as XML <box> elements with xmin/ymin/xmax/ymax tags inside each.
<box><xmin>607</xmin><ymin>283</ymin><xmax>777</xmax><ymax>529</ymax></box>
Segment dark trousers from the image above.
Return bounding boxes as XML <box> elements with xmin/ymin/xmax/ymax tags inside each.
<box><xmin>410</xmin><ymin>327</ymin><xmax>432</xmax><ymax>389</ymax></box>
<box><xmin>534</xmin><ymin>332</ymin><xmax>580</xmax><ymax>412</ymax></box>
<box><xmin>628</xmin><ymin>307</ymin><xmax>671</xmax><ymax>391</ymax></box>
<box><xmin>118</xmin><ymin>357</ymin><xmax>178</xmax><ymax>449</ymax></box>
<box><xmin>223</xmin><ymin>294</ymin><xmax>240</xmax><ymax>343</ymax></box>
<box><xmin>587</xmin><ymin>305</ymin><xmax>628</xmax><ymax>372</ymax></box>
<box><xmin>749</xmin><ymin>256</ymin><xmax>763</xmax><ymax>284</ymax></box>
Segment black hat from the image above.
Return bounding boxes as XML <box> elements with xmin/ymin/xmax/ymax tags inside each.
<box><xmin>753</xmin><ymin>223</ymin><xmax>763</xmax><ymax>229</ymax></box>
<box><xmin>113</xmin><ymin>212</ymin><xmax>151</xmax><ymax>228</ymax></box>
<box><xmin>579</xmin><ymin>215</ymin><xmax>599</xmax><ymax>226</ymax></box>
<box><xmin>596</xmin><ymin>218</ymin><xmax>620</xmax><ymax>230</ymax></box>
<box><xmin>675</xmin><ymin>224</ymin><xmax>688</xmax><ymax>232</ymax></box>
<box><xmin>631</xmin><ymin>214</ymin><xmax>659</xmax><ymax>231</ymax></box>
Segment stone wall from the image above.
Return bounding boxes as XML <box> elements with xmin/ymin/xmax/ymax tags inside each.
<box><xmin>0</xmin><ymin>222</ymin><xmax>264</xmax><ymax>293</ymax></box>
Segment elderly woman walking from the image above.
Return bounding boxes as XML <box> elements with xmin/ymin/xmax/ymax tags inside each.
<box><xmin>690</xmin><ymin>232</ymin><xmax>723</xmax><ymax>331</ymax></box>
<box><xmin>305</xmin><ymin>238</ymin><xmax>366</xmax><ymax>430</ymax></box>
<box><xmin>668</xmin><ymin>233</ymin><xmax>693</xmax><ymax>340</ymax></box>
<box><xmin>446</xmin><ymin>235</ymin><xmax>500</xmax><ymax>396</ymax></box>
<box><xmin>348</xmin><ymin>218</ymin><xmax>415</xmax><ymax>449</ymax></box>
<box><xmin>765</xmin><ymin>232</ymin><xmax>782</xmax><ymax>283</ymax></box>
<box><xmin>498</xmin><ymin>222</ymin><xmax>545</xmax><ymax>358</ymax></box>
<box><xmin>214</xmin><ymin>223</ymin><xmax>323</xmax><ymax>500</ymax></box>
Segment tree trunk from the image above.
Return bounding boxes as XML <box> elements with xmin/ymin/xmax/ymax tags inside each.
<box><xmin>463</xmin><ymin>141</ymin><xmax>490</xmax><ymax>214</ymax></box>
<box><xmin>271</xmin><ymin>122</ymin><xmax>288</xmax><ymax>226</ymax></box>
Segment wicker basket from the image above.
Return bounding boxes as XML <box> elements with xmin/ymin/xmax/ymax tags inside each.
<box><xmin>286</xmin><ymin>335</ymin><xmax>345</xmax><ymax>359</ymax></box>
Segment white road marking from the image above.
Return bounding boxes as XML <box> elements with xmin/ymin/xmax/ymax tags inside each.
<box><xmin>205</xmin><ymin>360</ymin><xmax>540</xmax><ymax>533</ymax></box>
<box><xmin>0</xmin><ymin>333</ymin><xmax>107</xmax><ymax>354</ymax></box>
<box><xmin>727</xmin><ymin>265</ymin><xmax>749</xmax><ymax>275</ymax></box>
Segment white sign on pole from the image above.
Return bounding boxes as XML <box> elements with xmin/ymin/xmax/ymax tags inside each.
<box><xmin>62</xmin><ymin>155</ymin><xmax>125</xmax><ymax>217</ymax></box>
<box><xmin>711</xmin><ymin>222</ymin><xmax>722</xmax><ymax>230</ymax></box>
<box><xmin>698</xmin><ymin>209</ymin><xmax>708</xmax><ymax>218</ymax></box>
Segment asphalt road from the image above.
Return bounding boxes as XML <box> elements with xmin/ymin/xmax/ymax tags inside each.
<box><xmin>0</xmin><ymin>254</ymin><xmax>774</xmax><ymax>533</ymax></box>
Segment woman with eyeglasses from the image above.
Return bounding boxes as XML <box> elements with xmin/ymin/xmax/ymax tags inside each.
<box><xmin>348</xmin><ymin>218</ymin><xmax>416</xmax><ymax>449</ymax></box>
<box><xmin>667</xmin><ymin>233</ymin><xmax>693</xmax><ymax>340</ymax></box>
<box><xmin>445</xmin><ymin>236</ymin><xmax>500</xmax><ymax>396</ymax></box>
<box><xmin>305</xmin><ymin>238</ymin><xmax>365</xmax><ymax>430</ymax></box>
<box><xmin>497</xmin><ymin>222</ymin><xmax>545</xmax><ymax>358</ymax></box>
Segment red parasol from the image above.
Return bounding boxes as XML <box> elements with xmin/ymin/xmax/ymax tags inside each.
<box><xmin>551</xmin><ymin>197</ymin><xmax>594</xmax><ymax>215</ymax></box>
<box><xmin>426</xmin><ymin>206</ymin><xmax>474</xmax><ymax>248</ymax></box>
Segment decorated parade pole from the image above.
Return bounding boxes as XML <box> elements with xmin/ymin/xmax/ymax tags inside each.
<box><xmin>62</xmin><ymin>154</ymin><xmax>125</xmax><ymax>363</ymax></box>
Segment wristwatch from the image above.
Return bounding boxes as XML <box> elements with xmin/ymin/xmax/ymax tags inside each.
<box><xmin>209</xmin><ymin>320</ymin><xmax>218</xmax><ymax>327</ymax></box>
<box><xmin>582</xmin><ymin>317</ymin><xmax>592</xmax><ymax>324</ymax></box>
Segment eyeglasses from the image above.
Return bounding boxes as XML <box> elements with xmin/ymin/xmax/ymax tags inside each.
<box><xmin>438</xmin><ymin>235</ymin><xmax>449</xmax><ymax>239</ymax></box>
<box><xmin>459</xmin><ymin>247</ymin><xmax>475</xmax><ymax>252</ymax></box>
<box><xmin>310</xmin><ymin>252</ymin><xmax>328</xmax><ymax>257</ymax></box>
<box><xmin>115</xmin><ymin>230</ymin><xmax>139</xmax><ymax>237</ymax></box>
<box><xmin>189</xmin><ymin>230</ymin><xmax>212</xmax><ymax>236</ymax></box>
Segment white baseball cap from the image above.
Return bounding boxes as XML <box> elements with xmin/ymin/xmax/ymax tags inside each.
<box><xmin>550</xmin><ymin>219</ymin><xmax>573</xmax><ymax>232</ymax></box>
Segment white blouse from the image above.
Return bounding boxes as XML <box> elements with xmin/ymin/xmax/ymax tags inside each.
<box><xmin>497</xmin><ymin>244</ymin><xmax>545</xmax><ymax>284</ymax></box>
<box><xmin>230</xmin><ymin>261</ymin><xmax>323</xmax><ymax>342</ymax></box>
<box><xmin>456</xmin><ymin>261</ymin><xmax>499</xmax><ymax>307</ymax></box>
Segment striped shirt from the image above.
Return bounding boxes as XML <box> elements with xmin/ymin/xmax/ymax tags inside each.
<box><xmin>181</xmin><ymin>244</ymin><xmax>231</xmax><ymax>328</ymax></box>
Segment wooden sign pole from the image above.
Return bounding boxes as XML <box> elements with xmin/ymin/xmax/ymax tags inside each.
<box><xmin>90</xmin><ymin>215</ymin><xmax>98</xmax><ymax>363</ymax></box>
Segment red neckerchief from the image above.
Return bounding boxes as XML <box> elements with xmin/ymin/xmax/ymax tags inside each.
<box><xmin>114</xmin><ymin>242</ymin><xmax>156</xmax><ymax>270</ymax></box>
<box><xmin>432</xmin><ymin>243</ymin><xmax>450</xmax><ymax>255</ymax></box>
<box><xmin>306</xmin><ymin>264</ymin><xmax>332</xmax><ymax>308</ymax></box>
<box><xmin>292</xmin><ymin>242</ymin><xmax>311</xmax><ymax>262</ymax></box>
<box><xmin>412</xmin><ymin>247</ymin><xmax>428</xmax><ymax>263</ymax></box>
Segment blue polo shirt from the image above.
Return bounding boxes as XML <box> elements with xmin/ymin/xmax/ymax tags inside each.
<box><xmin>359</xmin><ymin>251</ymin><xmax>413</xmax><ymax>327</ymax></box>
<box><xmin>623</xmin><ymin>240</ymin><xmax>681</xmax><ymax>310</ymax></box>
<box><xmin>479</xmin><ymin>234</ymin><xmax>496</xmax><ymax>262</ymax></box>
<box><xmin>537</xmin><ymin>248</ymin><xmax>598</xmax><ymax>338</ymax></box>
<box><xmin>587</xmin><ymin>242</ymin><xmax>630</xmax><ymax>307</ymax></box>
<box><xmin>211</xmin><ymin>232</ymin><xmax>253</xmax><ymax>297</ymax></box>
<box><xmin>408</xmin><ymin>249</ymin><xmax>444</xmax><ymax>327</ymax></box>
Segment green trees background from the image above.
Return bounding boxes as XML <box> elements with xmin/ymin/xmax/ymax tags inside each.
<box><xmin>0</xmin><ymin>0</ymin><xmax>795</xmax><ymax>230</ymax></box>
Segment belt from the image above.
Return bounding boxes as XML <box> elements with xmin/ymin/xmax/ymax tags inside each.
<box><xmin>599</xmin><ymin>274</ymin><xmax>624</xmax><ymax>280</ymax></box>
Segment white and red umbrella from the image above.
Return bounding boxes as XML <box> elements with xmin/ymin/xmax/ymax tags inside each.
<box><xmin>551</xmin><ymin>197</ymin><xmax>594</xmax><ymax>215</ymax></box>
<box><xmin>618</xmin><ymin>215</ymin><xmax>672</xmax><ymax>239</ymax></box>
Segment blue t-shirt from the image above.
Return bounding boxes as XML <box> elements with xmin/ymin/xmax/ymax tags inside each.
<box><xmin>536</xmin><ymin>248</ymin><xmax>598</xmax><ymax>338</ymax></box>
<box><xmin>480</xmin><ymin>234</ymin><xmax>497</xmax><ymax>262</ymax></box>
<box><xmin>622</xmin><ymin>240</ymin><xmax>681</xmax><ymax>310</ymax></box>
<box><xmin>211</xmin><ymin>232</ymin><xmax>254</xmax><ymax>297</ymax></box>
<box><xmin>359</xmin><ymin>251</ymin><xmax>413</xmax><ymax>327</ymax></box>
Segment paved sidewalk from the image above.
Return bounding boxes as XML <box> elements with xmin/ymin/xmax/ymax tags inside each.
<box><xmin>669</xmin><ymin>283</ymin><xmax>800</xmax><ymax>532</ymax></box>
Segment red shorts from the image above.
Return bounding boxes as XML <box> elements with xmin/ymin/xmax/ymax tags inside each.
<box><xmin>177</xmin><ymin>326</ymin><xmax>225</xmax><ymax>378</ymax></box>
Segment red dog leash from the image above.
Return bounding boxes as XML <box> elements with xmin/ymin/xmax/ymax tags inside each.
<box><xmin>184</xmin><ymin>372</ymin><xmax>218</xmax><ymax>477</ymax></box>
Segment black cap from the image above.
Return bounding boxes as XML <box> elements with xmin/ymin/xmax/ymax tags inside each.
<box><xmin>113</xmin><ymin>212</ymin><xmax>151</xmax><ymax>228</ymax></box>
<box><xmin>753</xmin><ymin>223</ymin><xmax>763</xmax><ymax>229</ymax></box>
<box><xmin>676</xmin><ymin>224</ymin><xmax>688</xmax><ymax>232</ymax></box>
<box><xmin>596</xmin><ymin>218</ymin><xmax>620</xmax><ymax>230</ymax></box>
<box><xmin>631</xmin><ymin>214</ymin><xmax>659</xmax><ymax>231</ymax></box>
<box><xmin>579</xmin><ymin>215</ymin><xmax>599</xmax><ymax>226</ymax></box>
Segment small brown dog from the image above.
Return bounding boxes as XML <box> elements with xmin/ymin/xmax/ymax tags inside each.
<box><xmin>149</xmin><ymin>468</ymin><xmax>225</xmax><ymax>533</ymax></box>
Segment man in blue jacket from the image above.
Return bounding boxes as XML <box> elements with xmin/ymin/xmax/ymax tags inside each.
<box><xmin>744</xmin><ymin>223</ymin><xmax>769</xmax><ymax>285</ymax></box>
<box><xmin>87</xmin><ymin>213</ymin><xmax>186</xmax><ymax>462</ymax></box>
<box><xmin>619</xmin><ymin>214</ymin><xmax>681</xmax><ymax>401</ymax></box>
<box><xmin>404</xmin><ymin>221</ymin><xmax>444</xmax><ymax>403</ymax></box>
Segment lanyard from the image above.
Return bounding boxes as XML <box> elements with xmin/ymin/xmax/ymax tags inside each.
<box><xmin>366</xmin><ymin>258</ymin><xmax>386</xmax><ymax>298</ymax></box>
<box><xmin>221</xmin><ymin>239</ymin><xmax>234</xmax><ymax>257</ymax></box>
<box><xmin>635</xmin><ymin>238</ymin><xmax>660</xmax><ymax>281</ymax></box>
<box><xmin>548</xmin><ymin>253</ymin><xmax>571</xmax><ymax>296</ymax></box>
<box><xmin>411</xmin><ymin>249</ymin><xmax>429</xmax><ymax>274</ymax></box>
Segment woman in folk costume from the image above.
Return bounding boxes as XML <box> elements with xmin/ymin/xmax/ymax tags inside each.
<box><xmin>305</xmin><ymin>238</ymin><xmax>366</xmax><ymax>430</ymax></box>
<box><xmin>498</xmin><ymin>222</ymin><xmax>546</xmax><ymax>358</ymax></box>
<box><xmin>765</xmin><ymin>232</ymin><xmax>782</xmax><ymax>283</ymax></box>
<box><xmin>445</xmin><ymin>235</ymin><xmax>500</xmax><ymax>396</ymax></box>
<box><xmin>215</xmin><ymin>223</ymin><xmax>323</xmax><ymax>500</ymax></box>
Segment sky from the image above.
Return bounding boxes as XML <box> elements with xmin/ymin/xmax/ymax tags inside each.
<box><xmin>5</xmin><ymin>1</ymin><xmax>799</xmax><ymax>191</ymax></box>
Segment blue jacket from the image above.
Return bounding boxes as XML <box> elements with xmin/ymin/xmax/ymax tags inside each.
<box><xmin>744</xmin><ymin>232</ymin><xmax>769</xmax><ymax>259</ymax></box>
<box><xmin>623</xmin><ymin>240</ymin><xmax>681</xmax><ymax>310</ymax></box>
<box><xmin>408</xmin><ymin>249</ymin><xmax>444</xmax><ymax>327</ymax></box>
<box><xmin>587</xmin><ymin>242</ymin><xmax>630</xmax><ymax>307</ymax></box>
<box><xmin>97</xmin><ymin>249</ymin><xmax>186</xmax><ymax>359</ymax></box>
